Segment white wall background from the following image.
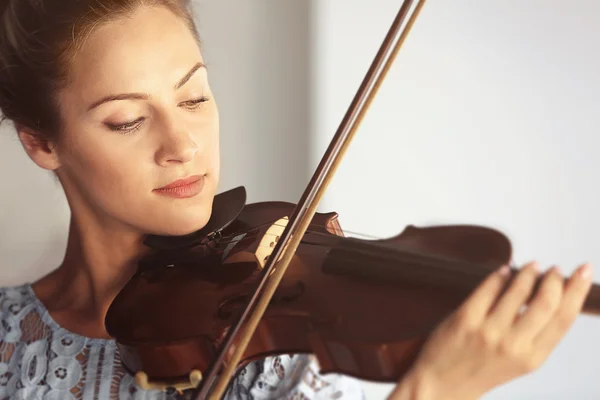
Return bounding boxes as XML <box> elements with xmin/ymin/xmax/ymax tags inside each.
<box><xmin>1</xmin><ymin>0</ymin><xmax>600</xmax><ymax>398</ymax></box>
<box><xmin>311</xmin><ymin>0</ymin><xmax>600</xmax><ymax>399</ymax></box>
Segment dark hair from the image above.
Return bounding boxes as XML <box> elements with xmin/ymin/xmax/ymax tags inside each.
<box><xmin>0</xmin><ymin>0</ymin><xmax>199</xmax><ymax>140</ymax></box>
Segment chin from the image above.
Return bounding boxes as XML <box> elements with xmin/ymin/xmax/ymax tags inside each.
<box><xmin>140</xmin><ymin>204</ymin><xmax>213</xmax><ymax>237</ymax></box>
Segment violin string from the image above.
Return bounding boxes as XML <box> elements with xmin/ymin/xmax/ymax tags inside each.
<box><xmin>193</xmin><ymin>219</ymin><xmax>332</xmax><ymax>252</ymax></box>
<box><xmin>210</xmin><ymin>218</ymin><xmax>381</xmax><ymax>247</ymax></box>
<box><xmin>323</xmin><ymin>240</ymin><xmax>493</xmax><ymax>281</ymax></box>
<box><xmin>252</xmin><ymin>236</ymin><xmax>492</xmax><ymax>289</ymax></box>
<box><xmin>203</xmin><ymin>229</ymin><xmax>540</xmax><ymax>308</ymax></box>
<box><xmin>322</xmin><ymin>252</ymin><xmax>489</xmax><ymax>291</ymax></box>
<box><xmin>191</xmin><ymin>219</ymin><xmax>510</xmax><ymax>282</ymax></box>
<box><xmin>267</xmin><ymin>221</ymin><xmax>381</xmax><ymax>239</ymax></box>
<box><xmin>223</xmin><ymin>228</ymin><xmax>502</xmax><ymax>282</ymax></box>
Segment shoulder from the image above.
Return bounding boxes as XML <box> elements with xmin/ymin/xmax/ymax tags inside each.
<box><xmin>0</xmin><ymin>283</ymin><xmax>38</xmax><ymax>314</ymax></box>
<box><xmin>0</xmin><ymin>283</ymin><xmax>44</xmax><ymax>342</ymax></box>
<box><xmin>224</xmin><ymin>354</ymin><xmax>365</xmax><ymax>400</ymax></box>
<box><xmin>0</xmin><ymin>283</ymin><xmax>38</xmax><ymax>313</ymax></box>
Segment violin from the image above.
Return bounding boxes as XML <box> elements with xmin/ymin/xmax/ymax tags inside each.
<box><xmin>104</xmin><ymin>187</ymin><xmax>600</xmax><ymax>393</ymax></box>
<box><xmin>105</xmin><ymin>1</ymin><xmax>600</xmax><ymax>398</ymax></box>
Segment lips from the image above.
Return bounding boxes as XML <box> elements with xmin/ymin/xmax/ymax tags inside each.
<box><xmin>153</xmin><ymin>175</ymin><xmax>205</xmax><ymax>199</ymax></box>
<box><xmin>155</xmin><ymin>175</ymin><xmax>202</xmax><ymax>190</ymax></box>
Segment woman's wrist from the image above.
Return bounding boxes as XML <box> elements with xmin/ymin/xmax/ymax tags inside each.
<box><xmin>387</xmin><ymin>366</ymin><xmax>439</xmax><ymax>400</ymax></box>
<box><xmin>388</xmin><ymin>365</ymin><xmax>481</xmax><ymax>400</ymax></box>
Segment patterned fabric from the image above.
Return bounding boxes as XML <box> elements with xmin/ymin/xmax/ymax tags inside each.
<box><xmin>0</xmin><ymin>284</ymin><xmax>365</xmax><ymax>399</ymax></box>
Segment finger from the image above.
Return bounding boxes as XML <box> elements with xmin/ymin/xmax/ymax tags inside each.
<box><xmin>455</xmin><ymin>264</ymin><xmax>511</xmax><ymax>325</ymax></box>
<box><xmin>483</xmin><ymin>261</ymin><xmax>539</xmax><ymax>332</ymax></box>
<box><xmin>509</xmin><ymin>266</ymin><xmax>564</xmax><ymax>341</ymax></box>
<box><xmin>533</xmin><ymin>263</ymin><xmax>593</xmax><ymax>351</ymax></box>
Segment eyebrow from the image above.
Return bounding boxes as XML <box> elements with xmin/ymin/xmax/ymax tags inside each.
<box><xmin>87</xmin><ymin>62</ymin><xmax>206</xmax><ymax>111</ymax></box>
<box><xmin>174</xmin><ymin>62</ymin><xmax>205</xmax><ymax>90</ymax></box>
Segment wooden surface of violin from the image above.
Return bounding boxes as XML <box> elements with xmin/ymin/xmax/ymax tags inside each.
<box><xmin>104</xmin><ymin>186</ymin><xmax>600</xmax><ymax>392</ymax></box>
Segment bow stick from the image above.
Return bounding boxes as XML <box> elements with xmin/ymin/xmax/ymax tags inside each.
<box><xmin>193</xmin><ymin>1</ymin><xmax>428</xmax><ymax>398</ymax></box>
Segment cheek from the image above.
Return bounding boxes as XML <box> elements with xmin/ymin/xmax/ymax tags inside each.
<box><xmin>192</xmin><ymin>111</ymin><xmax>220</xmax><ymax>172</ymax></box>
<box><xmin>60</xmin><ymin>137</ymin><xmax>151</xmax><ymax>206</ymax></box>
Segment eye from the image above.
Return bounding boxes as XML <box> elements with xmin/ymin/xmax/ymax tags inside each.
<box><xmin>180</xmin><ymin>96</ymin><xmax>210</xmax><ymax>111</ymax></box>
<box><xmin>105</xmin><ymin>117</ymin><xmax>145</xmax><ymax>134</ymax></box>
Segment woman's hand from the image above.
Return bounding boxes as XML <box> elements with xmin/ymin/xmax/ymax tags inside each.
<box><xmin>388</xmin><ymin>261</ymin><xmax>593</xmax><ymax>400</ymax></box>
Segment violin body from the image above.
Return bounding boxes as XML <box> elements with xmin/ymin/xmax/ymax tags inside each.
<box><xmin>105</xmin><ymin>186</ymin><xmax>514</xmax><ymax>388</ymax></box>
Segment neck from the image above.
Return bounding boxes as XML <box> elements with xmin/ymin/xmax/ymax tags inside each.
<box><xmin>32</xmin><ymin>215</ymin><xmax>150</xmax><ymax>339</ymax></box>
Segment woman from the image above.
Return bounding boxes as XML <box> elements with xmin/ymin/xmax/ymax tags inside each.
<box><xmin>0</xmin><ymin>0</ymin><xmax>593</xmax><ymax>399</ymax></box>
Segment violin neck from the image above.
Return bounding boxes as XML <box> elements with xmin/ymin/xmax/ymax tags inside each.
<box><xmin>322</xmin><ymin>238</ymin><xmax>499</xmax><ymax>292</ymax></box>
<box><xmin>510</xmin><ymin>266</ymin><xmax>600</xmax><ymax>316</ymax></box>
<box><xmin>583</xmin><ymin>284</ymin><xmax>600</xmax><ymax>315</ymax></box>
<box><xmin>321</xmin><ymin>238</ymin><xmax>600</xmax><ymax>316</ymax></box>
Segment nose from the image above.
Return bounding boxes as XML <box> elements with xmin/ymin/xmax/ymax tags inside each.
<box><xmin>155</xmin><ymin>119</ymin><xmax>199</xmax><ymax>166</ymax></box>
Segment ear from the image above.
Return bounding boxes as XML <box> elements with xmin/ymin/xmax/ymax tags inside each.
<box><xmin>16</xmin><ymin>124</ymin><xmax>61</xmax><ymax>171</ymax></box>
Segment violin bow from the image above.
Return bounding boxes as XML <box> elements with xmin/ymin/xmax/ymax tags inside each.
<box><xmin>193</xmin><ymin>1</ymin><xmax>428</xmax><ymax>398</ymax></box>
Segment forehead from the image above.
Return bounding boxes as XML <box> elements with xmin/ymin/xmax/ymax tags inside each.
<box><xmin>66</xmin><ymin>5</ymin><xmax>203</xmax><ymax>97</ymax></box>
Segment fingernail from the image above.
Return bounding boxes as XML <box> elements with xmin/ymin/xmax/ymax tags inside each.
<box><xmin>580</xmin><ymin>264</ymin><xmax>592</xmax><ymax>280</ymax></box>
<box><xmin>498</xmin><ymin>265</ymin><xmax>510</xmax><ymax>276</ymax></box>
<box><xmin>530</xmin><ymin>261</ymin><xmax>540</xmax><ymax>271</ymax></box>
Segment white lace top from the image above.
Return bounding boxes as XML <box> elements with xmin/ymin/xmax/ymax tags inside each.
<box><xmin>0</xmin><ymin>284</ymin><xmax>365</xmax><ymax>399</ymax></box>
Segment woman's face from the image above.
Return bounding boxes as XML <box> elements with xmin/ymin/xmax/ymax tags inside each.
<box><xmin>50</xmin><ymin>5</ymin><xmax>220</xmax><ymax>236</ymax></box>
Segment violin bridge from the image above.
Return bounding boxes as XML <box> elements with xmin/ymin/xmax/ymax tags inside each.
<box><xmin>134</xmin><ymin>370</ymin><xmax>203</xmax><ymax>393</ymax></box>
<box><xmin>255</xmin><ymin>217</ymin><xmax>289</xmax><ymax>270</ymax></box>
